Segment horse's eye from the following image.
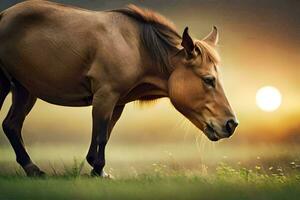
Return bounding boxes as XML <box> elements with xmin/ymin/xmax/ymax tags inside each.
<box><xmin>202</xmin><ymin>76</ymin><xmax>216</xmax><ymax>88</ymax></box>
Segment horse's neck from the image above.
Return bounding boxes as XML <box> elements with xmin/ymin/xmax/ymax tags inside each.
<box><xmin>139</xmin><ymin>62</ymin><xmax>170</xmax><ymax>98</ymax></box>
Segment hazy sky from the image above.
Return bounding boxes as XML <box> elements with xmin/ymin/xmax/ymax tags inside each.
<box><xmin>0</xmin><ymin>0</ymin><xmax>299</xmax><ymax>144</ymax></box>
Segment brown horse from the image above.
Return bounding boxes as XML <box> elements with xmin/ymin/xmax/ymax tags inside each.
<box><xmin>0</xmin><ymin>1</ymin><xmax>238</xmax><ymax>177</ymax></box>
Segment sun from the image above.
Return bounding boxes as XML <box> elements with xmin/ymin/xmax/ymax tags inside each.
<box><xmin>256</xmin><ymin>86</ymin><xmax>282</xmax><ymax>112</ymax></box>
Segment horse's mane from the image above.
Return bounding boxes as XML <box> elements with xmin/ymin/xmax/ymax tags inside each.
<box><xmin>112</xmin><ymin>5</ymin><xmax>182</xmax><ymax>74</ymax></box>
<box><xmin>112</xmin><ymin>5</ymin><xmax>221</xmax><ymax>75</ymax></box>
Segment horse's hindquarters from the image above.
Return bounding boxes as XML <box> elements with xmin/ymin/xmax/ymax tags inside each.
<box><xmin>0</xmin><ymin>2</ymin><xmax>97</xmax><ymax>106</ymax></box>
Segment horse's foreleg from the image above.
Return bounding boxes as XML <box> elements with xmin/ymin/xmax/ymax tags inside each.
<box><xmin>86</xmin><ymin>104</ymin><xmax>124</xmax><ymax>175</ymax></box>
<box><xmin>107</xmin><ymin>105</ymin><xmax>125</xmax><ymax>139</ymax></box>
<box><xmin>2</xmin><ymin>81</ymin><xmax>43</xmax><ymax>177</ymax></box>
<box><xmin>86</xmin><ymin>88</ymin><xmax>119</xmax><ymax>178</ymax></box>
<box><xmin>87</xmin><ymin>105</ymin><xmax>124</xmax><ymax>166</ymax></box>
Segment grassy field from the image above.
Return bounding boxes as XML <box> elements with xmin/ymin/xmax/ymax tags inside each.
<box><xmin>0</xmin><ymin>172</ymin><xmax>299</xmax><ymax>200</ymax></box>
<box><xmin>0</xmin><ymin>143</ymin><xmax>300</xmax><ymax>199</ymax></box>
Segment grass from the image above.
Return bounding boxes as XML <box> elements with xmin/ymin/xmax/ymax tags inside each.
<box><xmin>0</xmin><ymin>176</ymin><xmax>299</xmax><ymax>200</ymax></box>
<box><xmin>0</xmin><ymin>161</ymin><xmax>299</xmax><ymax>200</ymax></box>
<box><xmin>0</xmin><ymin>143</ymin><xmax>300</xmax><ymax>199</ymax></box>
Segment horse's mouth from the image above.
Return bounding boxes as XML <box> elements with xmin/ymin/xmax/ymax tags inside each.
<box><xmin>189</xmin><ymin>111</ymin><xmax>221</xmax><ymax>141</ymax></box>
<box><xmin>204</xmin><ymin>123</ymin><xmax>220</xmax><ymax>141</ymax></box>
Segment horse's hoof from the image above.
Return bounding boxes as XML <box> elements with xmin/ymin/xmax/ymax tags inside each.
<box><xmin>90</xmin><ymin>169</ymin><xmax>114</xmax><ymax>179</ymax></box>
<box><xmin>23</xmin><ymin>163</ymin><xmax>46</xmax><ymax>177</ymax></box>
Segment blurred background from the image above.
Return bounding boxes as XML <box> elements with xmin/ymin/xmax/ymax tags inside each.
<box><xmin>0</xmin><ymin>0</ymin><xmax>299</xmax><ymax>175</ymax></box>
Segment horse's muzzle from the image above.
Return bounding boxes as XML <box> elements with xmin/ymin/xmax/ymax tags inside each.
<box><xmin>225</xmin><ymin>119</ymin><xmax>239</xmax><ymax>137</ymax></box>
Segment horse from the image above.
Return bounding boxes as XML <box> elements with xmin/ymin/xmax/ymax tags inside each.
<box><xmin>0</xmin><ymin>1</ymin><xmax>238</xmax><ymax>178</ymax></box>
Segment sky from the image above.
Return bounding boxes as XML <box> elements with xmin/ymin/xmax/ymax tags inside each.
<box><xmin>0</xmin><ymin>0</ymin><xmax>299</xmax><ymax>145</ymax></box>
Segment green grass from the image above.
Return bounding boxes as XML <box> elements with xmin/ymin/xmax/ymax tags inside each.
<box><xmin>0</xmin><ymin>177</ymin><xmax>299</xmax><ymax>200</ymax></box>
<box><xmin>1</xmin><ymin>143</ymin><xmax>300</xmax><ymax>199</ymax></box>
<box><xmin>0</xmin><ymin>161</ymin><xmax>299</xmax><ymax>200</ymax></box>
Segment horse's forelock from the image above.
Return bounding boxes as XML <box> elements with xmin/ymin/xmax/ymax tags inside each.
<box><xmin>196</xmin><ymin>41</ymin><xmax>220</xmax><ymax>66</ymax></box>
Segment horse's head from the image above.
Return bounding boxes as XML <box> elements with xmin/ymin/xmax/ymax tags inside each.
<box><xmin>168</xmin><ymin>26</ymin><xmax>238</xmax><ymax>141</ymax></box>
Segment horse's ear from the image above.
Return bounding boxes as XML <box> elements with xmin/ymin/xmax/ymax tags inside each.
<box><xmin>181</xmin><ymin>27</ymin><xmax>195</xmax><ymax>58</ymax></box>
<box><xmin>203</xmin><ymin>26</ymin><xmax>219</xmax><ymax>45</ymax></box>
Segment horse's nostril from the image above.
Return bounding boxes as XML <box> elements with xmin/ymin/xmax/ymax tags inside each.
<box><xmin>225</xmin><ymin>119</ymin><xmax>238</xmax><ymax>136</ymax></box>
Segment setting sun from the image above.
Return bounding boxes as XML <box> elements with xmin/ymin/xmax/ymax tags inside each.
<box><xmin>256</xmin><ymin>86</ymin><xmax>282</xmax><ymax>112</ymax></box>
